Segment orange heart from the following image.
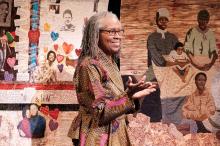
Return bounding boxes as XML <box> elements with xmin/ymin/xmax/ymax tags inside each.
<box><xmin>44</xmin><ymin>23</ymin><xmax>51</xmax><ymax>32</ymax></box>
<box><xmin>44</xmin><ymin>47</ymin><xmax>48</xmax><ymax>53</ymax></box>
<box><xmin>62</xmin><ymin>42</ymin><xmax>73</xmax><ymax>54</ymax></box>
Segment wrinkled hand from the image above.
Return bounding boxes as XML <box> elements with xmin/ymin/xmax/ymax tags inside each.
<box><xmin>126</xmin><ymin>75</ymin><xmax>157</xmax><ymax>99</ymax></box>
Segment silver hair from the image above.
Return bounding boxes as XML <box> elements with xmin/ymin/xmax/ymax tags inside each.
<box><xmin>78</xmin><ymin>11</ymin><xmax>119</xmax><ymax>62</ymax></box>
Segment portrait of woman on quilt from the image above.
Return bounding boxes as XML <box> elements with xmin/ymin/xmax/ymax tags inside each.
<box><xmin>0</xmin><ymin>0</ymin><xmax>12</xmax><ymax>27</ymax></box>
<box><xmin>32</xmin><ymin>50</ymin><xmax>57</xmax><ymax>83</ymax></box>
<box><xmin>67</xmin><ymin>11</ymin><xmax>157</xmax><ymax>146</ymax></box>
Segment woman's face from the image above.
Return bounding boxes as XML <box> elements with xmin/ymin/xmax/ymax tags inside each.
<box><xmin>157</xmin><ymin>17</ymin><xmax>168</xmax><ymax>30</ymax></box>
<box><xmin>0</xmin><ymin>3</ymin><xmax>9</xmax><ymax>23</ymax></box>
<box><xmin>98</xmin><ymin>16</ymin><xmax>123</xmax><ymax>56</ymax></box>
<box><xmin>195</xmin><ymin>74</ymin><xmax>207</xmax><ymax>91</ymax></box>
<box><xmin>198</xmin><ymin>19</ymin><xmax>209</xmax><ymax>31</ymax></box>
<box><xmin>26</xmin><ymin>109</ymin><xmax>30</xmax><ymax>118</ymax></box>
<box><xmin>30</xmin><ymin>104</ymin><xmax>38</xmax><ymax>116</ymax></box>
<box><xmin>48</xmin><ymin>52</ymin><xmax>55</xmax><ymax>62</ymax></box>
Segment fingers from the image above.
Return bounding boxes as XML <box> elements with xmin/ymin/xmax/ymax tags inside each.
<box><xmin>140</xmin><ymin>75</ymin><xmax>146</xmax><ymax>82</ymax></box>
<box><xmin>132</xmin><ymin>88</ymin><xmax>156</xmax><ymax>99</ymax></box>
<box><xmin>128</xmin><ymin>76</ymin><xmax>132</xmax><ymax>84</ymax></box>
<box><xmin>126</xmin><ymin>76</ymin><xmax>132</xmax><ymax>87</ymax></box>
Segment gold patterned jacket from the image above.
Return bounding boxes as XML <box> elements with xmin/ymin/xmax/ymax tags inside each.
<box><xmin>68</xmin><ymin>49</ymin><xmax>134</xmax><ymax>146</ymax></box>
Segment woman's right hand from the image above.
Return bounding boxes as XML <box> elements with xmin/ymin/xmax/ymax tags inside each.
<box><xmin>126</xmin><ymin>75</ymin><xmax>157</xmax><ymax>99</ymax></box>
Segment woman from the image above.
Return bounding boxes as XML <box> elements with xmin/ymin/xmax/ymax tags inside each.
<box><xmin>32</xmin><ymin>50</ymin><xmax>57</xmax><ymax>83</ymax></box>
<box><xmin>68</xmin><ymin>12</ymin><xmax>156</xmax><ymax>146</ymax></box>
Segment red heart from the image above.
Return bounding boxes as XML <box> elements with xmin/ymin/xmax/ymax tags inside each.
<box><xmin>7</xmin><ymin>57</ymin><xmax>16</xmax><ymax>68</ymax></box>
<box><xmin>49</xmin><ymin>108</ymin><xmax>59</xmax><ymax>120</ymax></box>
<box><xmin>75</xmin><ymin>48</ymin><xmax>81</xmax><ymax>57</ymax></box>
<box><xmin>54</xmin><ymin>44</ymin><xmax>59</xmax><ymax>51</ymax></box>
<box><xmin>62</xmin><ymin>42</ymin><xmax>73</xmax><ymax>54</ymax></box>
<box><xmin>56</xmin><ymin>54</ymin><xmax>64</xmax><ymax>63</ymax></box>
<box><xmin>49</xmin><ymin>119</ymin><xmax>58</xmax><ymax>131</ymax></box>
<box><xmin>28</xmin><ymin>29</ymin><xmax>40</xmax><ymax>43</ymax></box>
<box><xmin>39</xmin><ymin>106</ymin><xmax>49</xmax><ymax>116</ymax></box>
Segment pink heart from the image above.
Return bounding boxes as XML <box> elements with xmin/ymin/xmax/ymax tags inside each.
<box><xmin>56</xmin><ymin>54</ymin><xmax>64</xmax><ymax>63</ymax></box>
<box><xmin>7</xmin><ymin>57</ymin><xmax>16</xmax><ymax>68</ymax></box>
<box><xmin>49</xmin><ymin>119</ymin><xmax>58</xmax><ymax>131</ymax></box>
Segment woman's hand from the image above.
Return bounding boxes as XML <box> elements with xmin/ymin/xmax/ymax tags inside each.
<box><xmin>126</xmin><ymin>75</ymin><xmax>157</xmax><ymax>99</ymax></box>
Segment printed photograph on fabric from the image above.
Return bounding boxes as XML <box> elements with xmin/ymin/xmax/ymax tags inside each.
<box><xmin>49</xmin><ymin>4</ymin><xmax>60</xmax><ymax>14</ymax></box>
<box><xmin>60</xmin><ymin>9</ymin><xmax>75</xmax><ymax>32</ymax></box>
<box><xmin>17</xmin><ymin>104</ymin><xmax>46</xmax><ymax>138</ymax></box>
<box><xmin>0</xmin><ymin>0</ymin><xmax>12</xmax><ymax>27</ymax></box>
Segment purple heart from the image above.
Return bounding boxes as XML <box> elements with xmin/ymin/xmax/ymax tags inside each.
<box><xmin>57</xmin><ymin>64</ymin><xmax>64</xmax><ymax>73</ymax></box>
<box><xmin>49</xmin><ymin>119</ymin><xmax>58</xmax><ymax>131</ymax></box>
<box><xmin>4</xmin><ymin>71</ymin><xmax>14</xmax><ymax>81</ymax></box>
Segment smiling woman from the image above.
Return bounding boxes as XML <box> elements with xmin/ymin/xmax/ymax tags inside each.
<box><xmin>0</xmin><ymin>0</ymin><xmax>12</xmax><ymax>27</ymax></box>
<box><xmin>67</xmin><ymin>11</ymin><xmax>156</xmax><ymax>146</ymax></box>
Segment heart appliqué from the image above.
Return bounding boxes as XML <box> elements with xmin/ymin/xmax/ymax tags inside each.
<box><xmin>56</xmin><ymin>54</ymin><xmax>64</xmax><ymax>63</ymax></box>
<box><xmin>4</xmin><ymin>71</ymin><xmax>14</xmax><ymax>81</ymax></box>
<box><xmin>49</xmin><ymin>119</ymin><xmax>58</xmax><ymax>131</ymax></box>
<box><xmin>28</xmin><ymin>29</ymin><xmax>40</xmax><ymax>43</ymax></box>
<box><xmin>44</xmin><ymin>23</ymin><xmax>51</xmax><ymax>32</ymax></box>
<box><xmin>62</xmin><ymin>42</ymin><xmax>73</xmax><ymax>54</ymax></box>
<box><xmin>75</xmin><ymin>48</ymin><xmax>81</xmax><ymax>57</ymax></box>
<box><xmin>43</xmin><ymin>47</ymin><xmax>48</xmax><ymax>53</ymax></box>
<box><xmin>53</xmin><ymin>44</ymin><xmax>59</xmax><ymax>51</ymax></box>
<box><xmin>7</xmin><ymin>57</ymin><xmax>16</xmax><ymax>68</ymax></box>
<box><xmin>49</xmin><ymin>108</ymin><xmax>59</xmax><ymax>120</ymax></box>
<box><xmin>57</xmin><ymin>64</ymin><xmax>64</xmax><ymax>73</ymax></box>
<box><xmin>51</xmin><ymin>31</ymin><xmax>59</xmax><ymax>41</ymax></box>
<box><xmin>40</xmin><ymin>106</ymin><xmax>49</xmax><ymax>116</ymax></box>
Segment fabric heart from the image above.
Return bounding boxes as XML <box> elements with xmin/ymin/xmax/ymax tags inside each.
<box><xmin>40</xmin><ymin>106</ymin><xmax>49</xmax><ymax>116</ymax></box>
<box><xmin>28</xmin><ymin>29</ymin><xmax>40</xmax><ymax>43</ymax></box>
<box><xmin>49</xmin><ymin>108</ymin><xmax>59</xmax><ymax>120</ymax></box>
<box><xmin>44</xmin><ymin>23</ymin><xmax>51</xmax><ymax>32</ymax></box>
<box><xmin>7</xmin><ymin>57</ymin><xmax>16</xmax><ymax>68</ymax></box>
<box><xmin>75</xmin><ymin>48</ymin><xmax>81</xmax><ymax>57</ymax></box>
<box><xmin>56</xmin><ymin>54</ymin><xmax>64</xmax><ymax>63</ymax></box>
<box><xmin>51</xmin><ymin>31</ymin><xmax>59</xmax><ymax>41</ymax></box>
<box><xmin>53</xmin><ymin>44</ymin><xmax>58</xmax><ymax>51</ymax></box>
<box><xmin>44</xmin><ymin>47</ymin><xmax>48</xmax><ymax>53</ymax></box>
<box><xmin>62</xmin><ymin>42</ymin><xmax>73</xmax><ymax>54</ymax></box>
<box><xmin>57</xmin><ymin>64</ymin><xmax>64</xmax><ymax>73</ymax></box>
<box><xmin>49</xmin><ymin>119</ymin><xmax>58</xmax><ymax>131</ymax></box>
<box><xmin>4</xmin><ymin>71</ymin><xmax>14</xmax><ymax>81</ymax></box>
<box><xmin>6</xmin><ymin>32</ymin><xmax>14</xmax><ymax>43</ymax></box>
